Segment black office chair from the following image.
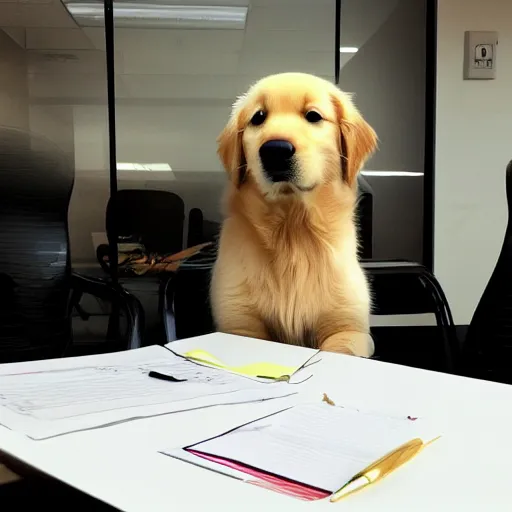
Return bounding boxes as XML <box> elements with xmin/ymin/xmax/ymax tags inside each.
<box><xmin>97</xmin><ymin>189</ymin><xmax>185</xmax><ymax>275</ymax></box>
<box><xmin>187</xmin><ymin>208</ymin><xmax>221</xmax><ymax>247</ymax></box>
<box><xmin>462</xmin><ymin>160</ymin><xmax>512</xmax><ymax>383</ymax></box>
<box><xmin>0</xmin><ymin>127</ymin><xmax>143</xmax><ymax>363</ymax></box>
<box><xmin>362</xmin><ymin>261</ymin><xmax>458</xmax><ymax>373</ymax></box>
<box><xmin>161</xmin><ymin>259</ymin><xmax>456</xmax><ymax>370</ymax></box>
<box><xmin>161</xmin><ymin>247</ymin><xmax>216</xmax><ymax>342</ymax></box>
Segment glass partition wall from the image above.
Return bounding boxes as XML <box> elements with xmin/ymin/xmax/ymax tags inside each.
<box><xmin>95</xmin><ymin>0</ymin><xmax>432</xmax><ymax>274</ymax></box>
<box><xmin>107</xmin><ymin>0</ymin><xmax>339</xmax><ymax>274</ymax></box>
<box><xmin>0</xmin><ymin>0</ymin><xmax>433</xmax><ymax>280</ymax></box>
<box><xmin>0</xmin><ymin>1</ymin><xmax>116</xmax><ymax>349</ymax></box>
<box><xmin>339</xmin><ymin>0</ymin><xmax>431</xmax><ymax>265</ymax></box>
<box><xmin>0</xmin><ymin>0</ymin><xmax>435</xmax><ymax>350</ymax></box>
<box><xmin>0</xmin><ymin>0</ymin><xmax>111</xmax><ymax>268</ymax></box>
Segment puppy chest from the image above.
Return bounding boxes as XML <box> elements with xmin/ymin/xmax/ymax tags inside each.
<box><xmin>256</xmin><ymin>268</ymin><xmax>332</xmax><ymax>348</ymax></box>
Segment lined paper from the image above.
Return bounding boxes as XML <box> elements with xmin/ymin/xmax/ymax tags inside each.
<box><xmin>172</xmin><ymin>402</ymin><xmax>432</xmax><ymax>492</ymax></box>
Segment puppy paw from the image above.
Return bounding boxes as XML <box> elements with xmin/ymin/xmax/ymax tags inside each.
<box><xmin>320</xmin><ymin>332</ymin><xmax>374</xmax><ymax>358</ymax></box>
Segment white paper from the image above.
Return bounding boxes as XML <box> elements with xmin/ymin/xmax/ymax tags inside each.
<box><xmin>0</xmin><ymin>346</ymin><xmax>298</xmax><ymax>440</ymax></box>
<box><xmin>166</xmin><ymin>402</ymin><xmax>434</xmax><ymax>492</ymax></box>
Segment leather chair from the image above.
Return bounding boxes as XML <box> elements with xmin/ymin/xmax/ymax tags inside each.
<box><xmin>462</xmin><ymin>160</ymin><xmax>512</xmax><ymax>383</ymax></box>
<box><xmin>97</xmin><ymin>189</ymin><xmax>185</xmax><ymax>275</ymax></box>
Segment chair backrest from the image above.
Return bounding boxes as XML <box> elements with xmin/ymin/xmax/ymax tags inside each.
<box><xmin>356</xmin><ymin>175</ymin><xmax>373</xmax><ymax>259</ymax></box>
<box><xmin>0</xmin><ymin>127</ymin><xmax>74</xmax><ymax>362</ymax></box>
<box><xmin>187</xmin><ymin>207</ymin><xmax>221</xmax><ymax>248</ymax></box>
<box><xmin>463</xmin><ymin>160</ymin><xmax>512</xmax><ymax>383</ymax></box>
<box><xmin>107</xmin><ymin>189</ymin><xmax>185</xmax><ymax>255</ymax></box>
<box><xmin>163</xmin><ymin>264</ymin><xmax>214</xmax><ymax>342</ymax></box>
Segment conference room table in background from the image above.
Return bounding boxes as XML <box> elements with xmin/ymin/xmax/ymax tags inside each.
<box><xmin>0</xmin><ymin>334</ymin><xmax>511</xmax><ymax>511</ymax></box>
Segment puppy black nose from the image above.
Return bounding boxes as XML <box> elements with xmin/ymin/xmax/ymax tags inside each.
<box><xmin>259</xmin><ymin>140</ymin><xmax>296</xmax><ymax>182</ymax></box>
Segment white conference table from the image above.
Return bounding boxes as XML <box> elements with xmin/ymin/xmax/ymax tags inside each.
<box><xmin>1</xmin><ymin>333</ymin><xmax>512</xmax><ymax>511</ymax></box>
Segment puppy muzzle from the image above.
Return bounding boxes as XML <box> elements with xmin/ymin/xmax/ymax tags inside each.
<box><xmin>259</xmin><ymin>139</ymin><xmax>296</xmax><ymax>183</ymax></box>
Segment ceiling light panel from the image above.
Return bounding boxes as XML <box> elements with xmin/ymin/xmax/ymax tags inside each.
<box><xmin>63</xmin><ymin>2</ymin><xmax>248</xmax><ymax>29</ymax></box>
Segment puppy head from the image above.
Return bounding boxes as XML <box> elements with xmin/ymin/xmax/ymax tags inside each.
<box><xmin>217</xmin><ymin>72</ymin><xmax>377</xmax><ymax>196</ymax></box>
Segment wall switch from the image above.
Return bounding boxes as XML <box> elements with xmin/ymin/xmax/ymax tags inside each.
<box><xmin>464</xmin><ymin>31</ymin><xmax>498</xmax><ymax>80</ymax></box>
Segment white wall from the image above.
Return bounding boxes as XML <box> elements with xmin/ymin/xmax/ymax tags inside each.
<box><xmin>435</xmin><ymin>0</ymin><xmax>512</xmax><ymax>324</ymax></box>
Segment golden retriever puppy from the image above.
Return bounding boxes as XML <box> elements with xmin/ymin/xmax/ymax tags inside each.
<box><xmin>211</xmin><ymin>72</ymin><xmax>377</xmax><ymax>357</ymax></box>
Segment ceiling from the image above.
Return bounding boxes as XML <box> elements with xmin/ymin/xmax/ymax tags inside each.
<box><xmin>0</xmin><ymin>0</ymin><xmax>399</xmax><ymax>103</ymax></box>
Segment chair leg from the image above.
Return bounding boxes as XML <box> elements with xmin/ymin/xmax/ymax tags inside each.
<box><xmin>106</xmin><ymin>301</ymin><xmax>121</xmax><ymax>346</ymax></box>
<box><xmin>418</xmin><ymin>271</ymin><xmax>459</xmax><ymax>374</ymax></box>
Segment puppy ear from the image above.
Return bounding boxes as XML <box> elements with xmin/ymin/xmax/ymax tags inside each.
<box><xmin>331</xmin><ymin>91</ymin><xmax>378</xmax><ymax>186</ymax></box>
<box><xmin>217</xmin><ymin>102</ymin><xmax>247</xmax><ymax>187</ymax></box>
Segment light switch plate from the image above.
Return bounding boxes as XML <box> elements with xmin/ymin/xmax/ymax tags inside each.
<box><xmin>464</xmin><ymin>31</ymin><xmax>498</xmax><ymax>80</ymax></box>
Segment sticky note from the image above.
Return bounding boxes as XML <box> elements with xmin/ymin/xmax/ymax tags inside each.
<box><xmin>184</xmin><ymin>349</ymin><xmax>297</xmax><ymax>379</ymax></box>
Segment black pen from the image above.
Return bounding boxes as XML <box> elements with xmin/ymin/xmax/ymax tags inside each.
<box><xmin>148</xmin><ymin>371</ymin><xmax>187</xmax><ymax>382</ymax></box>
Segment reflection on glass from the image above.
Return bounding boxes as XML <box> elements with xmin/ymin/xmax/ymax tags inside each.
<box><xmin>0</xmin><ymin>0</ymin><xmax>429</xmax><ymax>266</ymax></box>
<box><xmin>0</xmin><ymin>1</ymin><xmax>111</xmax><ymax>267</ymax></box>
<box><xmin>340</xmin><ymin>0</ymin><xmax>427</xmax><ymax>262</ymax></box>
<box><xmin>102</xmin><ymin>0</ymin><xmax>336</xmax><ymax>252</ymax></box>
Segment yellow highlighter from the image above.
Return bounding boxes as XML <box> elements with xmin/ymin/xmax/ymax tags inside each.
<box><xmin>183</xmin><ymin>349</ymin><xmax>297</xmax><ymax>380</ymax></box>
<box><xmin>330</xmin><ymin>436</ymin><xmax>441</xmax><ymax>502</ymax></box>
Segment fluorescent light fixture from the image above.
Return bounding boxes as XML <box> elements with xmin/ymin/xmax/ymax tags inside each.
<box><xmin>361</xmin><ymin>171</ymin><xmax>424</xmax><ymax>177</ymax></box>
<box><xmin>117</xmin><ymin>163</ymin><xmax>172</xmax><ymax>171</ymax></box>
<box><xmin>63</xmin><ymin>2</ymin><xmax>248</xmax><ymax>29</ymax></box>
<box><xmin>339</xmin><ymin>47</ymin><xmax>359</xmax><ymax>53</ymax></box>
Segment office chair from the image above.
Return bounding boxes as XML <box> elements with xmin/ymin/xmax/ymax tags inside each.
<box><xmin>161</xmin><ymin>174</ymin><xmax>456</xmax><ymax>372</ymax></box>
<box><xmin>0</xmin><ymin>127</ymin><xmax>143</xmax><ymax>363</ymax></box>
<box><xmin>161</xmin><ymin>259</ymin><xmax>457</xmax><ymax>370</ymax></box>
<box><xmin>362</xmin><ymin>260</ymin><xmax>458</xmax><ymax>373</ymax></box>
<box><xmin>187</xmin><ymin>208</ymin><xmax>221</xmax><ymax>247</ymax></box>
<box><xmin>97</xmin><ymin>189</ymin><xmax>185</xmax><ymax>275</ymax></box>
<box><xmin>160</xmin><ymin>246</ymin><xmax>216</xmax><ymax>342</ymax></box>
<box><xmin>462</xmin><ymin>160</ymin><xmax>512</xmax><ymax>383</ymax></box>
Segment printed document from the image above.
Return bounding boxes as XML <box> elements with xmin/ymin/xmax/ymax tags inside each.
<box><xmin>0</xmin><ymin>345</ymin><xmax>301</xmax><ymax>439</ymax></box>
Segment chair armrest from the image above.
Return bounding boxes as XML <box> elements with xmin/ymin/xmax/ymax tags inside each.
<box><xmin>71</xmin><ymin>272</ymin><xmax>145</xmax><ymax>350</ymax></box>
<box><xmin>361</xmin><ymin>260</ymin><xmax>426</xmax><ymax>275</ymax></box>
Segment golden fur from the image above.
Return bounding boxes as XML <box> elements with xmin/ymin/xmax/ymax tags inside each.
<box><xmin>211</xmin><ymin>72</ymin><xmax>377</xmax><ymax>357</ymax></box>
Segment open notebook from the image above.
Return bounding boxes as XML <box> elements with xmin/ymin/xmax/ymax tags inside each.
<box><xmin>162</xmin><ymin>401</ymin><xmax>438</xmax><ymax>501</ymax></box>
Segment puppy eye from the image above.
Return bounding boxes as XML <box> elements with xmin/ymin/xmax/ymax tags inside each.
<box><xmin>305</xmin><ymin>110</ymin><xmax>323</xmax><ymax>123</ymax></box>
<box><xmin>249</xmin><ymin>110</ymin><xmax>267</xmax><ymax>126</ymax></box>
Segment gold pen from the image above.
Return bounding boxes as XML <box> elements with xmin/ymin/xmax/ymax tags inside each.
<box><xmin>330</xmin><ymin>436</ymin><xmax>441</xmax><ymax>502</ymax></box>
